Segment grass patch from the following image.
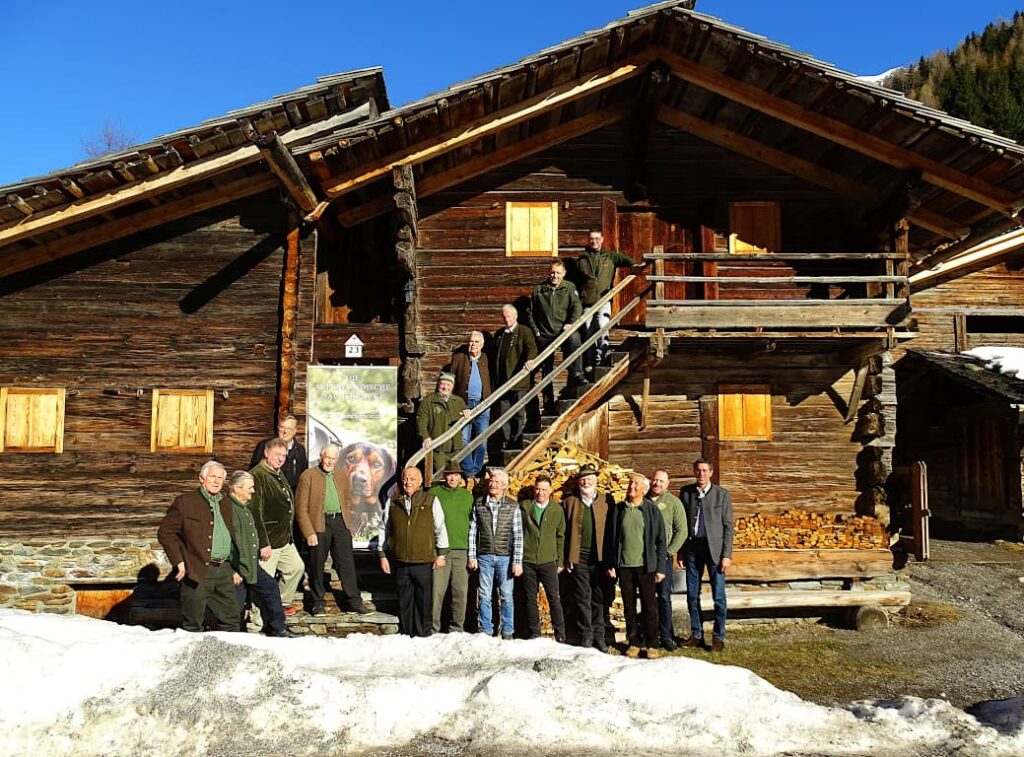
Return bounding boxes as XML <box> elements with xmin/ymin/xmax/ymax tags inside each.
<box><xmin>995</xmin><ymin>539</ymin><xmax>1024</xmax><ymax>553</ymax></box>
<box><xmin>662</xmin><ymin>626</ymin><xmax>914</xmax><ymax>704</ymax></box>
<box><xmin>897</xmin><ymin>600</ymin><xmax>960</xmax><ymax>629</ymax></box>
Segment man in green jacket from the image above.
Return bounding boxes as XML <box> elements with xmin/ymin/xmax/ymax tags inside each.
<box><xmin>226</xmin><ymin>470</ymin><xmax>293</xmax><ymax>637</ymax></box>
<box><xmin>650</xmin><ymin>468</ymin><xmax>688</xmax><ymax>651</ymax></box>
<box><xmin>607</xmin><ymin>473</ymin><xmax>666</xmax><ymax>657</ymax></box>
<box><xmin>574</xmin><ymin>229</ymin><xmax>640</xmax><ymax>375</ymax></box>
<box><xmin>428</xmin><ymin>463</ymin><xmax>474</xmax><ymax>633</ymax></box>
<box><xmin>248</xmin><ymin>438</ymin><xmax>305</xmax><ymax>631</ymax></box>
<box><xmin>493</xmin><ymin>303</ymin><xmax>538</xmax><ymax>449</ymax></box>
<box><xmin>519</xmin><ymin>473</ymin><xmax>567</xmax><ymax>641</ymax></box>
<box><xmin>417</xmin><ymin>371</ymin><xmax>471</xmax><ymax>472</ymax></box>
<box><xmin>529</xmin><ymin>259</ymin><xmax>585</xmax><ymax>414</ymax></box>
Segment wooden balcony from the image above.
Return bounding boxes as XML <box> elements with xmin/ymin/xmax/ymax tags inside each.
<box><xmin>642</xmin><ymin>251</ymin><xmax>911</xmax><ymax>336</ymax></box>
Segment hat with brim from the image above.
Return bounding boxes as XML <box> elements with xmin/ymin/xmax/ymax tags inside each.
<box><xmin>442</xmin><ymin>463</ymin><xmax>464</xmax><ymax>476</ymax></box>
<box><xmin>438</xmin><ymin>371</ymin><xmax>456</xmax><ymax>385</ymax></box>
<box><xmin>577</xmin><ymin>465</ymin><xmax>600</xmax><ymax>477</ymax></box>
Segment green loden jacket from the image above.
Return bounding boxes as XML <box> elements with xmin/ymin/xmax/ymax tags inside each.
<box><xmin>529</xmin><ymin>279</ymin><xmax>583</xmax><ymax>339</ymax></box>
<box><xmin>416</xmin><ymin>392</ymin><xmax>468</xmax><ymax>457</ymax></box>
<box><xmin>521</xmin><ymin>499</ymin><xmax>566</xmax><ymax>567</ymax></box>
<box><xmin>228</xmin><ymin>495</ymin><xmax>261</xmax><ymax>584</ymax></box>
<box><xmin>493</xmin><ymin>323</ymin><xmax>538</xmax><ymax>392</ymax></box>
<box><xmin>248</xmin><ymin>461</ymin><xmax>296</xmax><ymax>550</ymax></box>
<box><xmin>576</xmin><ymin>248</ymin><xmax>636</xmax><ymax>306</ymax></box>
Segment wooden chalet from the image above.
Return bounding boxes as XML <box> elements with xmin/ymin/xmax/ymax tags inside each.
<box><xmin>4</xmin><ymin>1</ymin><xmax>1024</xmax><ymax>615</ymax></box>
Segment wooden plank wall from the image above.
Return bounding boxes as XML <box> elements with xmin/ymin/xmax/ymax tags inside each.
<box><xmin>908</xmin><ymin>262</ymin><xmax>1024</xmax><ymax>353</ymax></box>
<box><xmin>609</xmin><ymin>349</ymin><xmax>861</xmax><ymax>516</ymax></box>
<box><xmin>0</xmin><ymin>194</ymin><xmax>289</xmax><ymax>538</ymax></box>
<box><xmin>413</xmin><ymin>122</ymin><xmax>864</xmax><ymax>392</ymax></box>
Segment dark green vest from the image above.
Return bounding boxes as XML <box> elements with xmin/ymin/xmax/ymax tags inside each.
<box><xmin>387</xmin><ymin>490</ymin><xmax>436</xmax><ymax>563</ymax></box>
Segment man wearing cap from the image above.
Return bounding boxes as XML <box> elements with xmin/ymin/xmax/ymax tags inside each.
<box><xmin>417</xmin><ymin>371</ymin><xmax>471</xmax><ymax>472</ymax></box>
<box><xmin>493</xmin><ymin>303</ymin><xmax>538</xmax><ymax>449</ymax></box>
<box><xmin>650</xmin><ymin>468</ymin><xmax>688</xmax><ymax>651</ymax></box>
<box><xmin>157</xmin><ymin>460</ymin><xmax>239</xmax><ymax>632</ymax></box>
<box><xmin>379</xmin><ymin>467</ymin><xmax>449</xmax><ymax>637</ymax></box>
<box><xmin>561</xmin><ymin>465</ymin><xmax>614</xmax><ymax>651</ymax></box>
<box><xmin>296</xmin><ymin>443</ymin><xmax>369</xmax><ymax>617</ymax></box>
<box><xmin>519</xmin><ymin>473</ymin><xmax>567</xmax><ymax>641</ymax></box>
<box><xmin>428</xmin><ymin>463</ymin><xmax>474</xmax><ymax>633</ymax></box>
<box><xmin>450</xmin><ymin>331</ymin><xmax>491</xmax><ymax>478</ymax></box>
<box><xmin>468</xmin><ymin>467</ymin><xmax>523</xmax><ymax>639</ymax></box>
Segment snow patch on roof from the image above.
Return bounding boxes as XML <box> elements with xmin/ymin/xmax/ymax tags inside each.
<box><xmin>964</xmin><ymin>346</ymin><xmax>1024</xmax><ymax>380</ymax></box>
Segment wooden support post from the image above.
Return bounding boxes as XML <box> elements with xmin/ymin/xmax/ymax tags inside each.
<box><xmin>845</xmin><ymin>362</ymin><xmax>870</xmax><ymax>424</ymax></box>
<box><xmin>699</xmin><ymin>395</ymin><xmax>720</xmax><ymax>483</ymax></box>
<box><xmin>253</xmin><ymin>131</ymin><xmax>320</xmax><ymax>214</ymax></box>
<box><xmin>394</xmin><ymin>165</ymin><xmax>422</xmax><ymax>405</ymax></box>
<box><xmin>277</xmin><ymin>221</ymin><xmax>301</xmax><ymax>422</ymax></box>
<box><xmin>640</xmin><ymin>371</ymin><xmax>652</xmax><ymax>430</ymax></box>
<box><xmin>953</xmin><ymin>313</ymin><xmax>967</xmax><ymax>353</ymax></box>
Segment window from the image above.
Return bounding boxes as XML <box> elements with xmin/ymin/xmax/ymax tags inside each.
<box><xmin>151</xmin><ymin>389</ymin><xmax>214</xmax><ymax>453</ymax></box>
<box><xmin>729</xmin><ymin>201</ymin><xmax>781</xmax><ymax>254</ymax></box>
<box><xmin>0</xmin><ymin>387</ymin><xmax>65</xmax><ymax>453</ymax></box>
<box><xmin>718</xmin><ymin>384</ymin><xmax>772</xmax><ymax>441</ymax></box>
<box><xmin>505</xmin><ymin>201</ymin><xmax>558</xmax><ymax>257</ymax></box>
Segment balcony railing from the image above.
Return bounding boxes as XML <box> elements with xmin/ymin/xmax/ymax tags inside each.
<box><xmin>642</xmin><ymin>250</ymin><xmax>910</xmax><ymax>333</ymax></box>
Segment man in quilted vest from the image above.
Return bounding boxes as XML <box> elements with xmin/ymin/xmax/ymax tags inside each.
<box><xmin>378</xmin><ymin>467</ymin><xmax>449</xmax><ymax>637</ymax></box>
<box><xmin>468</xmin><ymin>467</ymin><xmax>523</xmax><ymax>639</ymax></box>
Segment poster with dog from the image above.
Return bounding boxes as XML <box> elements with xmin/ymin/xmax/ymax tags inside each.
<box><xmin>306</xmin><ymin>365</ymin><xmax>397</xmax><ymax>549</ymax></box>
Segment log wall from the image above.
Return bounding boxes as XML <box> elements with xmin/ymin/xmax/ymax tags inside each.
<box><xmin>609</xmin><ymin>349</ymin><xmax>862</xmax><ymax>516</ymax></box>
<box><xmin>0</xmin><ymin>194</ymin><xmax>290</xmax><ymax>538</ymax></box>
<box><xmin>412</xmin><ymin>122</ymin><xmax>865</xmax><ymax>392</ymax></box>
<box><xmin>909</xmin><ymin>262</ymin><xmax>1024</xmax><ymax>353</ymax></box>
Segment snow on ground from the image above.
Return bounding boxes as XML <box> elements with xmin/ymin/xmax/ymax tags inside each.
<box><xmin>1</xmin><ymin>609</ymin><xmax>1022</xmax><ymax>757</ymax></box>
<box><xmin>964</xmin><ymin>346</ymin><xmax>1024</xmax><ymax>380</ymax></box>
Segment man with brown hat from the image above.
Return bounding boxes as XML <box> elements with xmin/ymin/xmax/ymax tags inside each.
<box><xmin>428</xmin><ymin>463</ymin><xmax>474</xmax><ymax>633</ymax></box>
<box><xmin>562</xmin><ymin>464</ymin><xmax>614</xmax><ymax>651</ymax></box>
<box><xmin>296</xmin><ymin>443</ymin><xmax>370</xmax><ymax>617</ymax></box>
<box><xmin>417</xmin><ymin>371</ymin><xmax>471</xmax><ymax>471</ymax></box>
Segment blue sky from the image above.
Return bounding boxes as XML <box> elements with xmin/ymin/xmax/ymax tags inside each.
<box><xmin>2</xmin><ymin>0</ymin><xmax>1021</xmax><ymax>185</ymax></box>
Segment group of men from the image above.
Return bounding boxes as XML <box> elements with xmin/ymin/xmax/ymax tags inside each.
<box><xmin>377</xmin><ymin>458</ymin><xmax>734</xmax><ymax>656</ymax></box>
<box><xmin>417</xmin><ymin>230</ymin><xmax>642</xmax><ymax>477</ymax></box>
<box><xmin>158</xmin><ymin>415</ymin><xmax>373</xmax><ymax>637</ymax></box>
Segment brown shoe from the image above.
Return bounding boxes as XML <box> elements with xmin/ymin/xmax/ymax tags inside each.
<box><xmin>711</xmin><ymin>637</ymin><xmax>725</xmax><ymax>652</ymax></box>
<box><xmin>683</xmin><ymin>636</ymin><xmax>706</xmax><ymax>649</ymax></box>
<box><xmin>625</xmin><ymin>646</ymin><xmax>641</xmax><ymax>659</ymax></box>
<box><xmin>645</xmin><ymin>647</ymin><xmax>661</xmax><ymax>660</ymax></box>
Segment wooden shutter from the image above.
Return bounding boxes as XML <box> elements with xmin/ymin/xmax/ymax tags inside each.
<box><xmin>718</xmin><ymin>384</ymin><xmax>772</xmax><ymax>441</ymax></box>
<box><xmin>729</xmin><ymin>201</ymin><xmax>781</xmax><ymax>254</ymax></box>
<box><xmin>0</xmin><ymin>387</ymin><xmax>65</xmax><ymax>453</ymax></box>
<box><xmin>151</xmin><ymin>389</ymin><xmax>214</xmax><ymax>453</ymax></box>
<box><xmin>505</xmin><ymin>201</ymin><xmax>558</xmax><ymax>257</ymax></box>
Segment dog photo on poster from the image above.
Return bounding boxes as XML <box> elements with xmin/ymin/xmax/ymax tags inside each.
<box><xmin>306</xmin><ymin>365</ymin><xmax>398</xmax><ymax>549</ymax></box>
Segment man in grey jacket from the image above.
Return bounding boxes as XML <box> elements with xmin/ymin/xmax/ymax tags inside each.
<box><xmin>679</xmin><ymin>459</ymin><xmax>733</xmax><ymax>652</ymax></box>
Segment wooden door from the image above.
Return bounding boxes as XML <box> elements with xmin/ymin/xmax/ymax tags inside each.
<box><xmin>955</xmin><ymin>412</ymin><xmax>1016</xmax><ymax>523</ymax></box>
<box><xmin>729</xmin><ymin>201</ymin><xmax>780</xmax><ymax>253</ymax></box>
<box><xmin>603</xmin><ymin>199</ymin><xmax>692</xmax><ymax>326</ymax></box>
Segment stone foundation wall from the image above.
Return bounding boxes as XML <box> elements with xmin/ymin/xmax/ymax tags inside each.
<box><xmin>0</xmin><ymin>539</ymin><xmax>170</xmax><ymax>614</ymax></box>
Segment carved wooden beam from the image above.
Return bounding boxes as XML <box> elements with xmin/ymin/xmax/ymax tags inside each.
<box><xmin>252</xmin><ymin>131</ymin><xmax>320</xmax><ymax>214</ymax></box>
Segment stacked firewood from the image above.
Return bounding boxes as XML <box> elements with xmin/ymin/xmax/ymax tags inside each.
<box><xmin>507</xmin><ymin>440</ymin><xmax>632</xmax><ymax>502</ymax></box>
<box><xmin>734</xmin><ymin>510</ymin><xmax>887</xmax><ymax>549</ymax></box>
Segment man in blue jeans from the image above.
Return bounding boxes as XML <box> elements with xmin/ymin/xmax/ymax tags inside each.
<box><xmin>450</xmin><ymin>331</ymin><xmax>490</xmax><ymax>478</ymax></box>
<box><xmin>679</xmin><ymin>459</ymin><xmax>733</xmax><ymax>652</ymax></box>
<box><xmin>467</xmin><ymin>468</ymin><xmax>523</xmax><ymax>639</ymax></box>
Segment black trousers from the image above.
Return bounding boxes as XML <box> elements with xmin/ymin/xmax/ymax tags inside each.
<box><xmin>536</xmin><ymin>334</ymin><xmax>583</xmax><ymax>411</ymax></box>
<box><xmin>235</xmin><ymin>565</ymin><xmax>286</xmax><ymax>636</ymax></box>
<box><xmin>497</xmin><ymin>389</ymin><xmax>526</xmax><ymax>447</ymax></box>
<box><xmin>568</xmin><ymin>560</ymin><xmax>612</xmax><ymax>645</ymax></box>
<box><xmin>619</xmin><ymin>566</ymin><xmax>659</xmax><ymax>647</ymax></box>
<box><xmin>522</xmin><ymin>561</ymin><xmax>566</xmax><ymax>638</ymax></box>
<box><xmin>308</xmin><ymin>514</ymin><xmax>361</xmax><ymax>606</ymax></box>
<box><xmin>394</xmin><ymin>560</ymin><xmax>433</xmax><ymax>637</ymax></box>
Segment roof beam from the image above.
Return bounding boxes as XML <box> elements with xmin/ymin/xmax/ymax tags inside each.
<box><xmin>318</xmin><ymin>57</ymin><xmax>650</xmax><ymax>202</ymax></box>
<box><xmin>252</xmin><ymin>131</ymin><xmax>319</xmax><ymax>213</ymax></box>
<box><xmin>659</xmin><ymin>49</ymin><xmax>1024</xmax><ymax>218</ymax></box>
<box><xmin>657</xmin><ymin>107</ymin><xmax>968</xmax><ymax>241</ymax></box>
<box><xmin>336</xmin><ymin>105</ymin><xmax>631</xmax><ymax>227</ymax></box>
<box><xmin>910</xmin><ymin>228</ymin><xmax>1024</xmax><ymax>291</ymax></box>
<box><xmin>0</xmin><ymin>174</ymin><xmax>277</xmax><ymax>279</ymax></box>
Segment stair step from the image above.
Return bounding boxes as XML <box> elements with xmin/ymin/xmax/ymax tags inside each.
<box><xmin>502</xmin><ymin>448</ymin><xmax>523</xmax><ymax>465</ymax></box>
<box><xmin>557</xmin><ymin>398</ymin><xmax>575</xmax><ymax>413</ymax></box>
<box><xmin>521</xmin><ymin>432</ymin><xmax>540</xmax><ymax>444</ymax></box>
